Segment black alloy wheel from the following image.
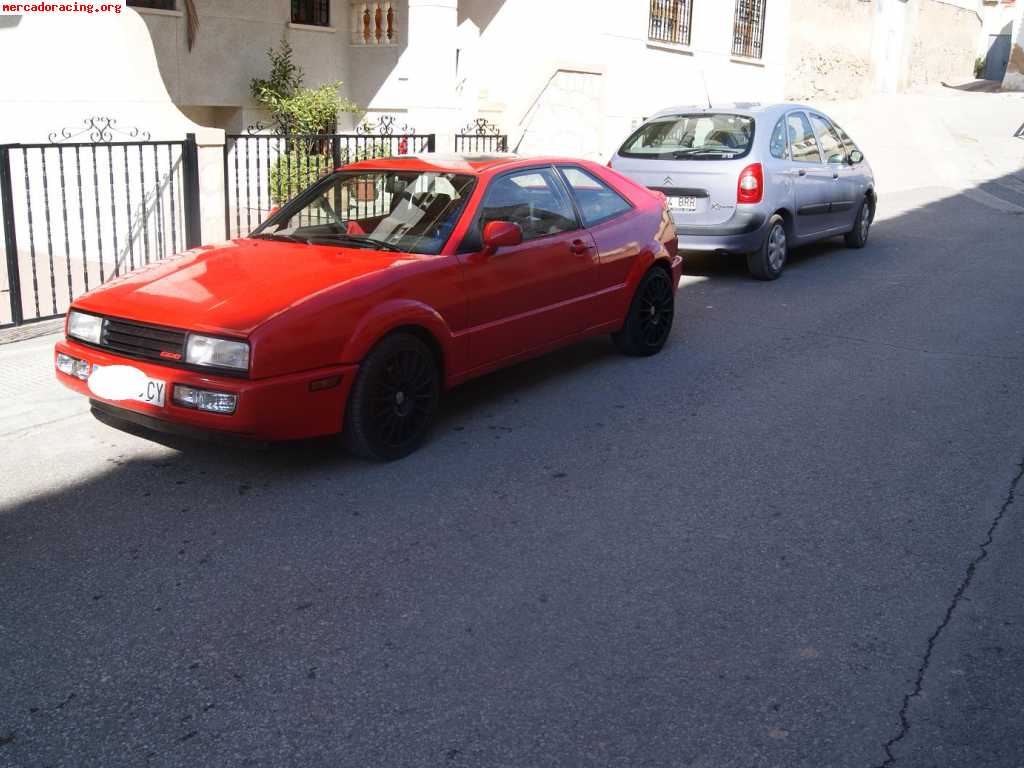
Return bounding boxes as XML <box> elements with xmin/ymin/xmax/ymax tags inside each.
<box><xmin>612</xmin><ymin>266</ymin><xmax>675</xmax><ymax>357</ymax></box>
<box><xmin>345</xmin><ymin>333</ymin><xmax>440</xmax><ymax>461</ymax></box>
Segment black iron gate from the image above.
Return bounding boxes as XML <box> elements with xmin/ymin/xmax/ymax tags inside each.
<box><xmin>0</xmin><ymin>118</ymin><xmax>201</xmax><ymax>328</ymax></box>
<box><xmin>224</xmin><ymin>121</ymin><xmax>435</xmax><ymax>239</ymax></box>
<box><xmin>454</xmin><ymin>119</ymin><xmax>508</xmax><ymax>154</ymax></box>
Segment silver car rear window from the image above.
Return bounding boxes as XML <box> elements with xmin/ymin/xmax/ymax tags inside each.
<box><xmin>618</xmin><ymin>113</ymin><xmax>755</xmax><ymax>161</ymax></box>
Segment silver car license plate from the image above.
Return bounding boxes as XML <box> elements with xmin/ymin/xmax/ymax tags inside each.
<box><xmin>668</xmin><ymin>195</ymin><xmax>698</xmax><ymax>212</ymax></box>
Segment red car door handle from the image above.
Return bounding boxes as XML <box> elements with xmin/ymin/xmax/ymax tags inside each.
<box><xmin>570</xmin><ymin>239</ymin><xmax>590</xmax><ymax>256</ymax></box>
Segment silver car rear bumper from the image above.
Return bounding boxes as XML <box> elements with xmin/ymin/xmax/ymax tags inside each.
<box><xmin>675</xmin><ymin>211</ymin><xmax>768</xmax><ymax>254</ymax></box>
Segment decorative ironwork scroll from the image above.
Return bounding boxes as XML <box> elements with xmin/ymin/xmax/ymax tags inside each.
<box><xmin>48</xmin><ymin>117</ymin><xmax>152</xmax><ymax>144</ymax></box>
<box><xmin>358</xmin><ymin>115</ymin><xmax>417</xmax><ymax>137</ymax></box>
<box><xmin>460</xmin><ymin>118</ymin><xmax>503</xmax><ymax>137</ymax></box>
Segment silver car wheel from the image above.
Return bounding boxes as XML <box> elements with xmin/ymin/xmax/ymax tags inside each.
<box><xmin>860</xmin><ymin>206</ymin><xmax>870</xmax><ymax>241</ymax></box>
<box><xmin>767</xmin><ymin>223</ymin><xmax>787</xmax><ymax>272</ymax></box>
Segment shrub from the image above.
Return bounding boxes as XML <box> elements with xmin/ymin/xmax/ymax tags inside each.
<box><xmin>251</xmin><ymin>37</ymin><xmax>359</xmax><ymax>135</ymax></box>
<box><xmin>269</xmin><ymin>149</ymin><xmax>332</xmax><ymax>204</ymax></box>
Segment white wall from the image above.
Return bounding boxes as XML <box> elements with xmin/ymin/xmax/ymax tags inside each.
<box><xmin>138</xmin><ymin>0</ymin><xmax>357</xmax><ymax>130</ymax></box>
<box><xmin>0</xmin><ymin>9</ymin><xmax>225</xmax><ymax>323</ymax></box>
<box><xmin>0</xmin><ymin>10</ymin><xmax>213</xmax><ymax>144</ymax></box>
<box><xmin>452</xmin><ymin>0</ymin><xmax>790</xmax><ymax>161</ymax></box>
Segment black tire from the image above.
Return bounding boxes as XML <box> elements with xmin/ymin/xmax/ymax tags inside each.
<box><xmin>746</xmin><ymin>215</ymin><xmax>787</xmax><ymax>281</ymax></box>
<box><xmin>612</xmin><ymin>266</ymin><xmax>675</xmax><ymax>357</ymax></box>
<box><xmin>344</xmin><ymin>332</ymin><xmax>440</xmax><ymax>461</ymax></box>
<box><xmin>845</xmin><ymin>198</ymin><xmax>872</xmax><ymax>249</ymax></box>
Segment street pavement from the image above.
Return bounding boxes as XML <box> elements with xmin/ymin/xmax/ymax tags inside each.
<box><xmin>1</xmin><ymin>175</ymin><xmax>1023</xmax><ymax>768</ymax></box>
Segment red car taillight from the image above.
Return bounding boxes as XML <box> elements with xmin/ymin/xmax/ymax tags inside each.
<box><xmin>737</xmin><ymin>163</ymin><xmax>764</xmax><ymax>205</ymax></box>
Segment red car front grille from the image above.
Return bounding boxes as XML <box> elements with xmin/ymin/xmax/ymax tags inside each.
<box><xmin>100</xmin><ymin>317</ymin><xmax>188</xmax><ymax>363</ymax></box>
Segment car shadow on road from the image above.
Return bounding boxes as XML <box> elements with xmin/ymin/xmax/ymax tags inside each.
<box><xmin>680</xmin><ymin>235</ymin><xmax>863</xmax><ymax>280</ymax></box>
<box><xmin>86</xmin><ymin>335</ymin><xmax>621</xmax><ymax>472</ymax></box>
<box><xmin>3</xmin><ymin>177</ymin><xmax>1024</xmax><ymax>768</ymax></box>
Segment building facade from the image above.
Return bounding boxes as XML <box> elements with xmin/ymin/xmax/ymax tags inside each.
<box><xmin>0</xmin><ymin>0</ymin><xmax>986</xmax><ymax>156</ymax></box>
<box><xmin>0</xmin><ymin>0</ymin><xmax>990</xmax><ymax>327</ymax></box>
<box><xmin>134</xmin><ymin>0</ymin><xmax>984</xmax><ymax>155</ymax></box>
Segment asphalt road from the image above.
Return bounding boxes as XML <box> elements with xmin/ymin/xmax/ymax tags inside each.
<box><xmin>2</xmin><ymin>179</ymin><xmax>1023</xmax><ymax>768</ymax></box>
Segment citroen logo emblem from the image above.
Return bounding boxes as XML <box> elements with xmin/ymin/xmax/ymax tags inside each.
<box><xmin>663</xmin><ymin>175</ymin><xmax>674</xmax><ymax>185</ymax></box>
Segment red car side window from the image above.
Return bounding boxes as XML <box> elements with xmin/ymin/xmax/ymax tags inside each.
<box><xmin>477</xmin><ymin>168</ymin><xmax>579</xmax><ymax>243</ymax></box>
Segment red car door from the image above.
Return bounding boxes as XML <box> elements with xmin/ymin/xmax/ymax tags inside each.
<box><xmin>557</xmin><ymin>165</ymin><xmax>644</xmax><ymax>324</ymax></box>
<box><xmin>457</xmin><ymin>166</ymin><xmax>600</xmax><ymax>371</ymax></box>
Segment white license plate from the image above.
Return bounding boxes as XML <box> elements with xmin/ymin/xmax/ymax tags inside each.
<box><xmin>91</xmin><ymin>365</ymin><xmax>166</xmax><ymax>407</ymax></box>
<box><xmin>669</xmin><ymin>195</ymin><xmax>698</xmax><ymax>212</ymax></box>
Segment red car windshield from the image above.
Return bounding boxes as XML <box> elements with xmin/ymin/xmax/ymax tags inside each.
<box><xmin>254</xmin><ymin>170</ymin><xmax>476</xmax><ymax>255</ymax></box>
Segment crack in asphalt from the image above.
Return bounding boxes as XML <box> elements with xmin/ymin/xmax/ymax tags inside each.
<box><xmin>874</xmin><ymin>454</ymin><xmax>1024</xmax><ymax>767</ymax></box>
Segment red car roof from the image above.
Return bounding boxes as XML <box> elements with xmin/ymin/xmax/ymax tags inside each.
<box><xmin>340</xmin><ymin>154</ymin><xmax>593</xmax><ymax>176</ymax></box>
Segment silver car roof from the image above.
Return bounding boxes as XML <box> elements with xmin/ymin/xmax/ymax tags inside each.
<box><xmin>647</xmin><ymin>102</ymin><xmax>817</xmax><ymax>121</ymax></box>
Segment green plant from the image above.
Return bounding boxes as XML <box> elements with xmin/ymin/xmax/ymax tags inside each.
<box><xmin>341</xmin><ymin>139</ymin><xmax>393</xmax><ymax>165</ymax></box>
<box><xmin>269</xmin><ymin>148</ymin><xmax>331</xmax><ymax>204</ymax></box>
<box><xmin>974</xmin><ymin>56</ymin><xmax>985</xmax><ymax>79</ymax></box>
<box><xmin>251</xmin><ymin>36</ymin><xmax>358</xmax><ymax>135</ymax></box>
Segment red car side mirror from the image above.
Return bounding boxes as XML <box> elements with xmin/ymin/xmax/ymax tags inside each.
<box><xmin>482</xmin><ymin>221</ymin><xmax>523</xmax><ymax>255</ymax></box>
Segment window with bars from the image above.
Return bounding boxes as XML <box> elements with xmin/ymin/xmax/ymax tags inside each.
<box><xmin>732</xmin><ymin>0</ymin><xmax>767</xmax><ymax>59</ymax></box>
<box><xmin>127</xmin><ymin>0</ymin><xmax>177</xmax><ymax>9</ymax></box>
<box><xmin>351</xmin><ymin>1</ymin><xmax>397</xmax><ymax>46</ymax></box>
<box><xmin>648</xmin><ymin>0</ymin><xmax>693</xmax><ymax>47</ymax></box>
<box><xmin>292</xmin><ymin>0</ymin><xmax>330</xmax><ymax>27</ymax></box>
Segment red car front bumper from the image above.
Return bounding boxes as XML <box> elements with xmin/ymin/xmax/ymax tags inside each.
<box><xmin>54</xmin><ymin>338</ymin><xmax>357</xmax><ymax>442</ymax></box>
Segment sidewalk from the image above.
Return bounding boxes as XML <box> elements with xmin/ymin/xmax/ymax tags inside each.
<box><xmin>0</xmin><ymin>317</ymin><xmax>63</xmax><ymax>345</ymax></box>
<box><xmin>813</xmin><ymin>84</ymin><xmax>1024</xmax><ymax>212</ymax></box>
<box><xmin>0</xmin><ymin>330</ymin><xmax>86</xmax><ymax>439</ymax></box>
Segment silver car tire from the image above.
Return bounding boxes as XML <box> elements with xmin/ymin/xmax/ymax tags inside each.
<box><xmin>845</xmin><ymin>199</ymin><xmax>872</xmax><ymax>249</ymax></box>
<box><xmin>747</xmin><ymin>215</ymin><xmax>787</xmax><ymax>281</ymax></box>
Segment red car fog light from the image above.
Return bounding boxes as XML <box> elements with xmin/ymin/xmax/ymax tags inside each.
<box><xmin>56</xmin><ymin>352</ymin><xmax>91</xmax><ymax>380</ymax></box>
<box><xmin>173</xmin><ymin>385</ymin><xmax>238</xmax><ymax>415</ymax></box>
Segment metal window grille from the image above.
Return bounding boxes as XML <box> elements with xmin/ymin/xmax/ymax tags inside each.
<box><xmin>732</xmin><ymin>0</ymin><xmax>767</xmax><ymax>59</ymax></box>
<box><xmin>126</xmin><ymin>0</ymin><xmax>177</xmax><ymax>9</ymax></box>
<box><xmin>648</xmin><ymin>0</ymin><xmax>693</xmax><ymax>46</ymax></box>
<box><xmin>291</xmin><ymin>0</ymin><xmax>330</xmax><ymax>27</ymax></box>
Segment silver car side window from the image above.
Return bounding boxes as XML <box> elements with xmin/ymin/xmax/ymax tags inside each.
<box><xmin>831</xmin><ymin>120</ymin><xmax>861</xmax><ymax>159</ymax></box>
<box><xmin>809</xmin><ymin>113</ymin><xmax>848</xmax><ymax>164</ymax></box>
<box><xmin>769</xmin><ymin>116</ymin><xmax>790</xmax><ymax>160</ymax></box>
<box><xmin>786</xmin><ymin>112</ymin><xmax>823</xmax><ymax>164</ymax></box>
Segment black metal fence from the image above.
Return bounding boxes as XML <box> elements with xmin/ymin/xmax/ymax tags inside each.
<box><xmin>454</xmin><ymin>119</ymin><xmax>509</xmax><ymax>154</ymax></box>
<box><xmin>223</xmin><ymin>129</ymin><xmax>435</xmax><ymax>239</ymax></box>
<box><xmin>0</xmin><ymin>122</ymin><xmax>200</xmax><ymax>328</ymax></box>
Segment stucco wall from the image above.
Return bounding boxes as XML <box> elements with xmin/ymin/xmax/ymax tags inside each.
<box><xmin>786</xmin><ymin>0</ymin><xmax>981</xmax><ymax>99</ymax></box>
<box><xmin>138</xmin><ymin>0</ymin><xmax>357</xmax><ymax>128</ymax></box>
<box><xmin>1004</xmin><ymin>17</ymin><xmax>1024</xmax><ymax>90</ymax></box>
<box><xmin>456</xmin><ymin>0</ymin><xmax>790</xmax><ymax>160</ymax></box>
<box><xmin>785</xmin><ymin>0</ymin><xmax>876</xmax><ymax>101</ymax></box>
<box><xmin>906</xmin><ymin>0</ymin><xmax>981</xmax><ymax>87</ymax></box>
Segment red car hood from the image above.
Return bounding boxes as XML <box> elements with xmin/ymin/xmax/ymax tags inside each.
<box><xmin>72</xmin><ymin>239</ymin><xmax>414</xmax><ymax>335</ymax></box>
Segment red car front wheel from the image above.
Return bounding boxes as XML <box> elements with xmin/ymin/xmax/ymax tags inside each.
<box><xmin>344</xmin><ymin>332</ymin><xmax>441</xmax><ymax>461</ymax></box>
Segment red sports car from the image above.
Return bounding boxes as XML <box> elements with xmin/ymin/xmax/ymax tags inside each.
<box><xmin>55</xmin><ymin>155</ymin><xmax>681</xmax><ymax>459</ymax></box>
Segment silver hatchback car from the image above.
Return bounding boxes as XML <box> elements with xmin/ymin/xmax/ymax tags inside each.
<box><xmin>610</xmin><ymin>103</ymin><xmax>876</xmax><ymax>280</ymax></box>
